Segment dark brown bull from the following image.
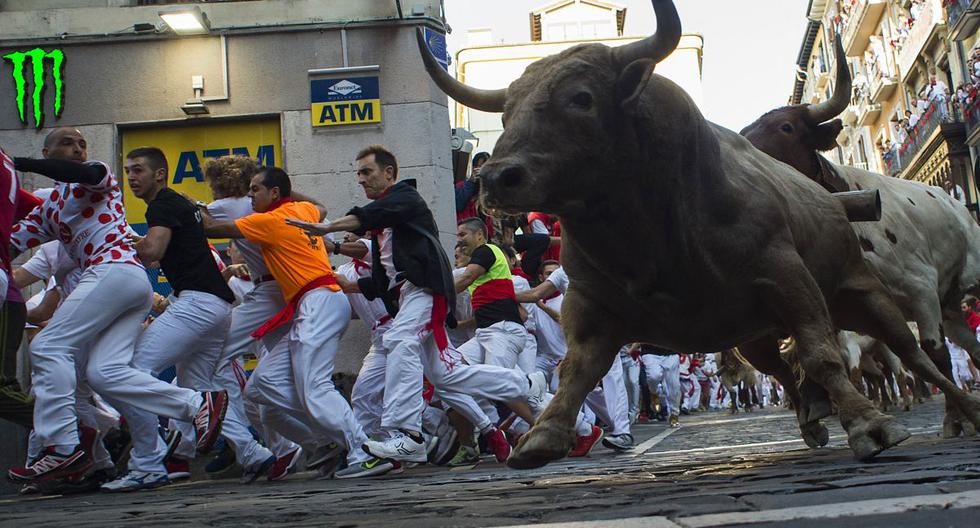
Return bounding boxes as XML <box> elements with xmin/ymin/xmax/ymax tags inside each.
<box><xmin>741</xmin><ymin>36</ymin><xmax>980</xmax><ymax>438</ymax></box>
<box><xmin>417</xmin><ymin>0</ymin><xmax>980</xmax><ymax>468</ymax></box>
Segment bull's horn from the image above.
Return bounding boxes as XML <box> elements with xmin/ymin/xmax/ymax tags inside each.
<box><xmin>806</xmin><ymin>33</ymin><xmax>851</xmax><ymax>123</ymax></box>
<box><xmin>611</xmin><ymin>0</ymin><xmax>681</xmax><ymax>69</ymax></box>
<box><xmin>415</xmin><ymin>28</ymin><xmax>507</xmax><ymax>113</ymax></box>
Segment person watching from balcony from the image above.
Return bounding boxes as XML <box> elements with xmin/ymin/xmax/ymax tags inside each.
<box><xmin>943</xmin><ymin>178</ymin><xmax>966</xmax><ymax>205</ymax></box>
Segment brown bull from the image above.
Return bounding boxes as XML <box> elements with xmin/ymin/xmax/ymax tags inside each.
<box><xmin>741</xmin><ymin>36</ymin><xmax>980</xmax><ymax>438</ymax></box>
<box><xmin>417</xmin><ymin>0</ymin><xmax>980</xmax><ymax>467</ymax></box>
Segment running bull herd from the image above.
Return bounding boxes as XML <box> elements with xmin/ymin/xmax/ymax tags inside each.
<box><xmin>418</xmin><ymin>0</ymin><xmax>980</xmax><ymax>469</ymax></box>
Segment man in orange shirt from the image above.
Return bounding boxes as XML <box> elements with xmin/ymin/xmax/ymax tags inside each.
<box><xmin>202</xmin><ymin>167</ymin><xmax>391</xmax><ymax>479</ymax></box>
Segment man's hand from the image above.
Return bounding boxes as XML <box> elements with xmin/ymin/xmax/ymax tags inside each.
<box><xmin>285</xmin><ymin>218</ymin><xmax>331</xmax><ymax>236</ymax></box>
<box><xmin>151</xmin><ymin>292</ymin><xmax>170</xmax><ymax>314</ymax></box>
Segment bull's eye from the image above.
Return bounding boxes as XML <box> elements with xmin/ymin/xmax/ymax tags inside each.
<box><xmin>571</xmin><ymin>91</ymin><xmax>593</xmax><ymax>109</ymax></box>
<box><xmin>780</xmin><ymin>123</ymin><xmax>794</xmax><ymax>133</ymax></box>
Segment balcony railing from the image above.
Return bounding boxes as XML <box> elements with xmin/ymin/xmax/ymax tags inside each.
<box><xmin>869</xmin><ymin>59</ymin><xmax>899</xmax><ymax>102</ymax></box>
<box><xmin>897</xmin><ymin>0</ymin><xmax>945</xmax><ymax>82</ymax></box>
<box><xmin>945</xmin><ymin>0</ymin><xmax>980</xmax><ymax>40</ymax></box>
<box><xmin>842</xmin><ymin>0</ymin><xmax>888</xmax><ymax>56</ymax></box>
<box><xmin>857</xmin><ymin>94</ymin><xmax>883</xmax><ymax>125</ymax></box>
<box><xmin>885</xmin><ymin>98</ymin><xmax>948</xmax><ymax>175</ymax></box>
<box><xmin>964</xmin><ymin>95</ymin><xmax>980</xmax><ymax>143</ymax></box>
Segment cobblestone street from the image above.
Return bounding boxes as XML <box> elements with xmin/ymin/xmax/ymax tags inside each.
<box><xmin>3</xmin><ymin>397</ymin><xmax>979</xmax><ymax>527</ymax></box>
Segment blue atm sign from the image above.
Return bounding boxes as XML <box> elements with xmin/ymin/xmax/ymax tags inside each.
<box><xmin>311</xmin><ymin>76</ymin><xmax>381</xmax><ymax>127</ymax></box>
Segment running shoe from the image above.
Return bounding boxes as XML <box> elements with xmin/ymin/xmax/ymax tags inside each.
<box><xmin>165</xmin><ymin>456</ymin><xmax>192</xmax><ymax>481</ymax></box>
<box><xmin>101</xmin><ymin>471</ymin><xmax>169</xmax><ymax>492</ymax></box>
<box><xmin>568</xmin><ymin>425</ymin><xmax>603</xmax><ymax>457</ymax></box>
<box><xmin>194</xmin><ymin>390</ymin><xmax>229</xmax><ymax>454</ymax></box>
<box><xmin>267</xmin><ymin>446</ymin><xmax>303</xmax><ymax>482</ymax></box>
<box><xmin>482</xmin><ymin>427</ymin><xmax>511</xmax><ymax>463</ymax></box>
<box><xmin>602</xmin><ymin>433</ymin><xmax>634</xmax><ymax>451</ymax></box>
<box><xmin>447</xmin><ymin>445</ymin><xmax>481</xmax><ymax>467</ymax></box>
<box><xmin>240</xmin><ymin>455</ymin><xmax>275</xmax><ymax>484</ymax></box>
<box><xmin>8</xmin><ymin>446</ymin><xmax>91</xmax><ymax>482</ymax></box>
<box><xmin>334</xmin><ymin>457</ymin><xmax>393</xmax><ymax>479</ymax></box>
<box><xmin>362</xmin><ymin>430</ymin><xmax>427</xmax><ymax>463</ymax></box>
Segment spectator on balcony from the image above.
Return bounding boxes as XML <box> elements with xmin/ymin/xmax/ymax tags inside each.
<box><xmin>907</xmin><ymin>108</ymin><xmax>919</xmax><ymax>130</ymax></box>
<box><xmin>894</xmin><ymin>119</ymin><xmax>909</xmax><ymax>145</ymax></box>
<box><xmin>928</xmin><ymin>77</ymin><xmax>950</xmax><ymax>120</ymax></box>
<box><xmin>944</xmin><ymin>178</ymin><xmax>967</xmax><ymax>205</ymax></box>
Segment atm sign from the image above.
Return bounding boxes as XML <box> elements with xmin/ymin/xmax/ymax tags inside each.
<box><xmin>311</xmin><ymin>76</ymin><xmax>381</xmax><ymax>127</ymax></box>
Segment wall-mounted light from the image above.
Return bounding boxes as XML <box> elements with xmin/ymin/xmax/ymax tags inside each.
<box><xmin>159</xmin><ymin>5</ymin><xmax>211</xmax><ymax>35</ymax></box>
<box><xmin>180</xmin><ymin>100</ymin><xmax>210</xmax><ymax>116</ymax></box>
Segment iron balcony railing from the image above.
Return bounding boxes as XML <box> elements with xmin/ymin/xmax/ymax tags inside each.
<box><xmin>884</xmin><ymin>98</ymin><xmax>949</xmax><ymax>175</ymax></box>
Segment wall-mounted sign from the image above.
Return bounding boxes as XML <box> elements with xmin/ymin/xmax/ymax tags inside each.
<box><xmin>3</xmin><ymin>48</ymin><xmax>64</xmax><ymax>129</ymax></box>
<box><xmin>423</xmin><ymin>28</ymin><xmax>449</xmax><ymax>71</ymax></box>
<box><xmin>310</xmin><ymin>75</ymin><xmax>381</xmax><ymax>127</ymax></box>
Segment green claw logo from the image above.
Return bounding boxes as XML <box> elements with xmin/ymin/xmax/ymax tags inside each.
<box><xmin>3</xmin><ymin>48</ymin><xmax>65</xmax><ymax>129</ymax></box>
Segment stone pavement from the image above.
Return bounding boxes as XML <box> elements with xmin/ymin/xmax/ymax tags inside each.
<box><xmin>2</xmin><ymin>398</ymin><xmax>979</xmax><ymax>527</ymax></box>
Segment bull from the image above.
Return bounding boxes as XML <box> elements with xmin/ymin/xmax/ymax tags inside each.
<box><xmin>741</xmin><ymin>36</ymin><xmax>980</xmax><ymax>438</ymax></box>
<box><xmin>417</xmin><ymin>0</ymin><xmax>980</xmax><ymax>467</ymax></box>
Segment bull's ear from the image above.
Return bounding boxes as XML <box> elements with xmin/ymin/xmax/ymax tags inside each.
<box><xmin>814</xmin><ymin>119</ymin><xmax>844</xmax><ymax>151</ymax></box>
<box><xmin>616</xmin><ymin>59</ymin><xmax>655</xmax><ymax>113</ymax></box>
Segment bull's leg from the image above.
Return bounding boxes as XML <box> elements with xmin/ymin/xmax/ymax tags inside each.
<box><xmin>765</xmin><ymin>260</ymin><xmax>908</xmax><ymax>461</ymax></box>
<box><xmin>508</xmin><ymin>292</ymin><xmax>621</xmax><ymax>470</ymax></box>
<box><xmin>738</xmin><ymin>337</ymin><xmax>829</xmax><ymax>447</ymax></box>
<box><xmin>830</xmin><ymin>276</ymin><xmax>980</xmax><ymax>438</ymax></box>
<box><xmin>875</xmin><ymin>345</ymin><xmax>913</xmax><ymax>411</ymax></box>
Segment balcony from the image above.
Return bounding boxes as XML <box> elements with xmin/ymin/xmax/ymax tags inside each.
<box><xmin>842</xmin><ymin>0</ymin><xmax>888</xmax><ymax>56</ymax></box>
<box><xmin>897</xmin><ymin>0</ymin><xmax>946</xmax><ymax>83</ymax></box>
<box><xmin>857</xmin><ymin>94</ymin><xmax>882</xmax><ymax>125</ymax></box>
<box><xmin>947</xmin><ymin>0</ymin><xmax>980</xmax><ymax>41</ymax></box>
<box><xmin>965</xmin><ymin>95</ymin><xmax>980</xmax><ymax>146</ymax></box>
<box><xmin>842</xmin><ymin>103</ymin><xmax>859</xmax><ymax>125</ymax></box>
<box><xmin>885</xmin><ymin>97</ymin><xmax>947</xmax><ymax>175</ymax></box>
<box><xmin>869</xmin><ymin>60</ymin><xmax>898</xmax><ymax>102</ymax></box>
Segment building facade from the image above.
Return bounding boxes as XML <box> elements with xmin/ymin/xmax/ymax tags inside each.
<box><xmin>791</xmin><ymin>0</ymin><xmax>980</xmax><ymax>215</ymax></box>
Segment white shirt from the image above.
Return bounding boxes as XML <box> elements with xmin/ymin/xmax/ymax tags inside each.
<box><xmin>532</xmin><ymin>294</ymin><xmax>566</xmax><ymax>361</ymax></box>
<box><xmin>949</xmin><ymin>184</ymin><xmax>967</xmax><ymax>205</ymax></box>
<box><xmin>448</xmin><ymin>267</ymin><xmax>476</xmax><ymax>346</ymax></box>
<box><xmin>546</xmin><ymin>266</ymin><xmax>569</xmax><ymax>294</ymax></box>
<box><xmin>11</xmin><ymin>161</ymin><xmax>141</xmax><ymax>270</ymax></box>
<box><xmin>512</xmin><ymin>274</ymin><xmax>535</xmax><ymax>333</ymax></box>
<box><xmin>21</xmin><ymin>240</ymin><xmax>80</xmax><ymax>295</ymax></box>
<box><xmin>336</xmin><ymin>239</ymin><xmax>390</xmax><ymax>331</ymax></box>
<box><xmin>378</xmin><ymin>227</ymin><xmax>400</xmax><ymax>290</ymax></box>
<box><xmin>529</xmin><ymin>218</ymin><xmax>549</xmax><ymax>235</ymax></box>
<box><xmin>227</xmin><ymin>275</ymin><xmax>254</xmax><ymax>305</ymax></box>
<box><xmin>207</xmin><ymin>196</ymin><xmax>270</xmax><ymax>277</ymax></box>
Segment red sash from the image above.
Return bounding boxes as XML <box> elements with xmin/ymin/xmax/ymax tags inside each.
<box><xmin>425</xmin><ymin>293</ymin><xmax>455</xmax><ymax>371</ymax></box>
<box><xmin>251</xmin><ymin>275</ymin><xmax>339</xmax><ymax>338</ymax></box>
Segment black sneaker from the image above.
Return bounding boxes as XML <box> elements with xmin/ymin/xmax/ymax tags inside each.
<box><xmin>205</xmin><ymin>445</ymin><xmax>237</xmax><ymax>477</ymax></box>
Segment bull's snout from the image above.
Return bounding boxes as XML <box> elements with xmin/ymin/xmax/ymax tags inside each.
<box><xmin>481</xmin><ymin>164</ymin><xmax>526</xmax><ymax>193</ymax></box>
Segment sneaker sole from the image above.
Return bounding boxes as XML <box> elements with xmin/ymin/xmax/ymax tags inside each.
<box><xmin>8</xmin><ymin>453</ymin><xmax>93</xmax><ymax>483</ymax></box>
<box><xmin>267</xmin><ymin>448</ymin><xmax>303</xmax><ymax>482</ymax></box>
<box><xmin>196</xmin><ymin>392</ymin><xmax>229</xmax><ymax>454</ymax></box>
<box><xmin>101</xmin><ymin>479</ymin><xmax>169</xmax><ymax>493</ymax></box>
<box><xmin>361</xmin><ymin>443</ymin><xmax>427</xmax><ymax>464</ymax></box>
<box><xmin>601</xmin><ymin>438</ymin><xmax>633</xmax><ymax>451</ymax></box>
<box><xmin>335</xmin><ymin>463</ymin><xmax>393</xmax><ymax>479</ymax></box>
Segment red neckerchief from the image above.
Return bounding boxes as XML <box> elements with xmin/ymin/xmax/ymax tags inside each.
<box><xmin>543</xmin><ymin>289</ymin><xmax>561</xmax><ymax>301</ymax></box>
<box><xmin>511</xmin><ymin>267</ymin><xmax>531</xmax><ymax>281</ymax></box>
<box><xmin>266</xmin><ymin>196</ymin><xmax>294</xmax><ymax>212</ymax></box>
<box><xmin>352</xmin><ymin>258</ymin><xmax>372</xmax><ymax>276</ymax></box>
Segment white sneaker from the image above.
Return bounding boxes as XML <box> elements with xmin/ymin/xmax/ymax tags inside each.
<box><xmin>101</xmin><ymin>471</ymin><xmax>169</xmax><ymax>492</ymax></box>
<box><xmin>527</xmin><ymin>371</ymin><xmax>548</xmax><ymax>417</ymax></box>
<box><xmin>362</xmin><ymin>430</ymin><xmax>427</xmax><ymax>463</ymax></box>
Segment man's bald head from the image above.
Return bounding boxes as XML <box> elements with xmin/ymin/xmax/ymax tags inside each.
<box><xmin>42</xmin><ymin>127</ymin><xmax>87</xmax><ymax>162</ymax></box>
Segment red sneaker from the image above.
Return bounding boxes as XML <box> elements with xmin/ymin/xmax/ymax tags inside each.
<box><xmin>483</xmin><ymin>427</ymin><xmax>512</xmax><ymax>463</ymax></box>
<box><xmin>568</xmin><ymin>426</ymin><xmax>603</xmax><ymax>458</ymax></box>
<box><xmin>8</xmin><ymin>446</ymin><xmax>92</xmax><ymax>482</ymax></box>
<box><xmin>267</xmin><ymin>447</ymin><xmax>303</xmax><ymax>482</ymax></box>
<box><xmin>637</xmin><ymin>412</ymin><xmax>651</xmax><ymax>424</ymax></box>
<box><xmin>194</xmin><ymin>391</ymin><xmax>228</xmax><ymax>454</ymax></box>
<box><xmin>165</xmin><ymin>456</ymin><xmax>191</xmax><ymax>481</ymax></box>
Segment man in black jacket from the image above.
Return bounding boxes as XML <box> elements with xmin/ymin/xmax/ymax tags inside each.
<box><xmin>287</xmin><ymin>144</ymin><xmax>546</xmax><ymax>464</ymax></box>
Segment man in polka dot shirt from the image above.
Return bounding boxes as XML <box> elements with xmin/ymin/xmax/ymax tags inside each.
<box><xmin>6</xmin><ymin>128</ymin><xmax>229</xmax><ymax>486</ymax></box>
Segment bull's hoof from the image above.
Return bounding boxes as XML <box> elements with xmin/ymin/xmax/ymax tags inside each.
<box><xmin>506</xmin><ymin>421</ymin><xmax>575</xmax><ymax>470</ymax></box>
<box><xmin>956</xmin><ymin>393</ymin><xmax>980</xmax><ymax>431</ymax></box>
<box><xmin>848</xmin><ymin>415</ymin><xmax>910</xmax><ymax>461</ymax></box>
<box><xmin>804</xmin><ymin>399</ymin><xmax>833</xmax><ymax>424</ymax></box>
<box><xmin>942</xmin><ymin>413</ymin><xmax>964</xmax><ymax>439</ymax></box>
<box><xmin>963</xmin><ymin>420</ymin><xmax>977</xmax><ymax>437</ymax></box>
<box><xmin>800</xmin><ymin>421</ymin><xmax>829</xmax><ymax>448</ymax></box>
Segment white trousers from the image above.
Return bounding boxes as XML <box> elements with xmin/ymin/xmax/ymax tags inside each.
<box><xmin>245</xmin><ymin>288</ymin><xmax>369</xmax><ymax>464</ymax></box>
<box><xmin>680</xmin><ymin>374</ymin><xmax>701</xmax><ymax>411</ymax></box>
<box><xmin>351</xmin><ymin>323</ymin><xmax>391</xmax><ymax>439</ymax></box>
<box><xmin>213</xmin><ymin>281</ymin><xmax>295</xmax><ymax>459</ymax></box>
<box><xmin>118</xmin><ymin>290</ymin><xmax>269</xmax><ymax>473</ymax></box>
<box><xmin>30</xmin><ymin>264</ymin><xmax>200</xmax><ymax>450</ymax></box>
<box><xmin>584</xmin><ymin>355</ymin><xmax>631</xmax><ymax>436</ymax></box>
<box><xmin>27</xmin><ymin>382</ymin><xmax>114</xmax><ymax>469</ymax></box>
<box><xmin>641</xmin><ymin>354</ymin><xmax>681</xmax><ymax>417</ymax></box>
<box><xmin>380</xmin><ymin>283</ymin><xmax>529</xmax><ymax>433</ymax></box>
<box><xmin>621</xmin><ymin>352</ymin><xmax>641</xmax><ymax>423</ymax></box>
<box><xmin>459</xmin><ymin>321</ymin><xmax>527</xmax><ymax>369</ymax></box>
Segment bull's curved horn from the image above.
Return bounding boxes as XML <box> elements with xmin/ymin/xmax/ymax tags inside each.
<box><xmin>415</xmin><ymin>28</ymin><xmax>507</xmax><ymax>113</ymax></box>
<box><xmin>807</xmin><ymin>33</ymin><xmax>851</xmax><ymax>123</ymax></box>
<box><xmin>611</xmin><ymin>0</ymin><xmax>681</xmax><ymax>69</ymax></box>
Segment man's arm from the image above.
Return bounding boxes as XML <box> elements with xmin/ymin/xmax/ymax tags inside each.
<box><xmin>285</xmin><ymin>214</ymin><xmax>362</xmax><ymax>237</ymax></box>
<box><xmin>454</xmin><ymin>263</ymin><xmax>487</xmax><ymax>293</ymax></box>
<box><xmin>455</xmin><ymin>179</ymin><xmax>478</xmax><ymax>213</ymax></box>
<box><xmin>26</xmin><ymin>287</ymin><xmax>61</xmax><ymax>325</ymax></box>
<box><xmin>13</xmin><ymin>267</ymin><xmax>44</xmax><ymax>290</ymax></box>
<box><xmin>537</xmin><ymin>300</ymin><xmax>560</xmax><ymax>323</ymax></box>
<box><xmin>14</xmin><ymin>158</ymin><xmax>104</xmax><ymax>185</ymax></box>
<box><xmin>292</xmin><ymin>191</ymin><xmax>327</xmax><ymax>221</ymax></box>
<box><xmin>134</xmin><ymin>226</ymin><xmax>172</xmax><ymax>264</ymax></box>
<box><xmin>324</xmin><ymin>239</ymin><xmax>369</xmax><ymax>260</ymax></box>
<box><xmin>515</xmin><ymin>280</ymin><xmax>558</xmax><ymax>304</ymax></box>
<box><xmin>199</xmin><ymin>206</ymin><xmax>245</xmax><ymax>239</ymax></box>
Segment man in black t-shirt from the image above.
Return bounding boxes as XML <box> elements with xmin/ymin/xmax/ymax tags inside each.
<box><xmin>101</xmin><ymin>147</ymin><xmax>274</xmax><ymax>493</ymax></box>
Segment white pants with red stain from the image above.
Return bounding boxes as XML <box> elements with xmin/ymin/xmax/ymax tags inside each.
<box><xmin>29</xmin><ymin>263</ymin><xmax>201</xmax><ymax>452</ymax></box>
<box><xmin>380</xmin><ymin>282</ymin><xmax>529</xmax><ymax>434</ymax></box>
<box><xmin>680</xmin><ymin>374</ymin><xmax>700</xmax><ymax>411</ymax></box>
<box><xmin>641</xmin><ymin>354</ymin><xmax>681</xmax><ymax>417</ymax></box>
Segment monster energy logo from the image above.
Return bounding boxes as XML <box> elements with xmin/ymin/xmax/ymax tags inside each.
<box><xmin>2</xmin><ymin>48</ymin><xmax>65</xmax><ymax>129</ymax></box>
